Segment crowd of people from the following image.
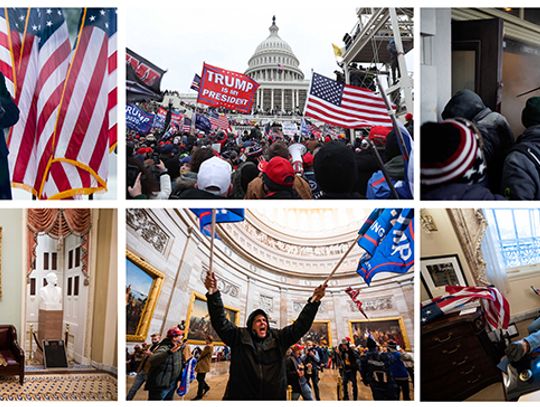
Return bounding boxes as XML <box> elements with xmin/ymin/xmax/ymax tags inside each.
<box><xmin>126</xmin><ymin>101</ymin><xmax>413</xmax><ymax>200</ymax></box>
<box><xmin>125</xmin><ymin>268</ymin><xmax>413</xmax><ymax>401</ymax></box>
<box><xmin>421</xmin><ymin>91</ymin><xmax>540</xmax><ymax>200</ymax></box>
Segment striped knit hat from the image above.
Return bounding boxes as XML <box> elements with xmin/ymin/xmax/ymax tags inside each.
<box><xmin>421</xmin><ymin>119</ymin><xmax>486</xmax><ymax>186</ymax></box>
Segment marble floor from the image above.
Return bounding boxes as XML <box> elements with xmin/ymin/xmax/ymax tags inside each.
<box><xmin>126</xmin><ymin>361</ymin><xmax>414</xmax><ymax>401</ymax></box>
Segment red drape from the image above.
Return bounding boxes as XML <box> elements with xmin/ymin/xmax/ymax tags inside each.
<box><xmin>27</xmin><ymin>209</ymin><xmax>92</xmax><ymax>284</ymax></box>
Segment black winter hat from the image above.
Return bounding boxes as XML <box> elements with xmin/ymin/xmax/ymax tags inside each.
<box><xmin>313</xmin><ymin>141</ymin><xmax>357</xmax><ymax>193</ymax></box>
<box><xmin>441</xmin><ymin>89</ymin><xmax>486</xmax><ymax>120</ymax></box>
<box><xmin>522</xmin><ymin>97</ymin><xmax>540</xmax><ymax>128</ymax></box>
<box><xmin>384</xmin><ymin>130</ymin><xmax>401</xmax><ymax>161</ymax></box>
<box><xmin>246</xmin><ymin>309</ymin><xmax>269</xmax><ymax>329</ymax></box>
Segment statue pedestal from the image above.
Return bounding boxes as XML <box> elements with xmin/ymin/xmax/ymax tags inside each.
<box><xmin>37</xmin><ymin>309</ymin><xmax>63</xmax><ymax>364</ymax></box>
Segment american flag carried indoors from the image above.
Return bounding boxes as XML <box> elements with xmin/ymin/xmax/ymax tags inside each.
<box><xmin>421</xmin><ymin>285</ymin><xmax>510</xmax><ymax>330</ymax></box>
<box><xmin>304</xmin><ymin>72</ymin><xmax>392</xmax><ymax>129</ymax></box>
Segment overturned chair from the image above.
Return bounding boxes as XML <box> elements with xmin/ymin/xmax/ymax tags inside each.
<box><xmin>0</xmin><ymin>325</ymin><xmax>25</xmax><ymax>385</ymax></box>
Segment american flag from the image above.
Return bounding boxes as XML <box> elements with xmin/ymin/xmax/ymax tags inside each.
<box><xmin>0</xmin><ymin>9</ymin><xmax>18</xmax><ymax>97</ymax></box>
<box><xmin>107</xmin><ymin>10</ymin><xmax>117</xmax><ymax>151</ymax></box>
<box><xmin>421</xmin><ymin>285</ymin><xmax>510</xmax><ymax>330</ymax></box>
<box><xmin>42</xmin><ymin>8</ymin><xmax>116</xmax><ymax>199</ymax></box>
<box><xmin>304</xmin><ymin>72</ymin><xmax>392</xmax><ymax>128</ymax></box>
<box><xmin>345</xmin><ymin>287</ymin><xmax>368</xmax><ymax>319</ymax></box>
<box><xmin>1</xmin><ymin>9</ymin><xmax>71</xmax><ymax>196</ymax></box>
<box><xmin>182</xmin><ymin>117</ymin><xmax>191</xmax><ymax>133</ymax></box>
<box><xmin>190</xmin><ymin>73</ymin><xmax>200</xmax><ymax>92</ymax></box>
<box><xmin>208</xmin><ymin>110</ymin><xmax>229</xmax><ymax>131</ymax></box>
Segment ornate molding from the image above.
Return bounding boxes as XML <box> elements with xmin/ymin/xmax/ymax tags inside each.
<box><xmin>198</xmin><ymin>270</ymin><xmax>240</xmax><ymax>298</ymax></box>
<box><xmin>293</xmin><ymin>300</ymin><xmax>328</xmax><ymax>313</ymax></box>
<box><xmin>259</xmin><ymin>294</ymin><xmax>274</xmax><ymax>313</ymax></box>
<box><xmin>127</xmin><ymin>209</ymin><xmax>170</xmax><ymax>254</ymax></box>
<box><xmin>447</xmin><ymin>209</ymin><xmax>489</xmax><ymax>285</ymax></box>
<box><xmin>229</xmin><ymin>221</ymin><xmax>356</xmax><ymax>259</ymax></box>
<box><xmin>348</xmin><ymin>296</ymin><xmax>394</xmax><ymax>313</ymax></box>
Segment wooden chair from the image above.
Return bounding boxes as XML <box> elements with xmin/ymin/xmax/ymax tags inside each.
<box><xmin>0</xmin><ymin>325</ymin><xmax>25</xmax><ymax>385</ymax></box>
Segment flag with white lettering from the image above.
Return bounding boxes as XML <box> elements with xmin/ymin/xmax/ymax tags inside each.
<box><xmin>357</xmin><ymin>209</ymin><xmax>414</xmax><ymax>285</ymax></box>
<box><xmin>125</xmin><ymin>104</ymin><xmax>154</xmax><ymax>134</ymax></box>
<box><xmin>357</xmin><ymin>209</ymin><xmax>401</xmax><ymax>257</ymax></box>
<box><xmin>197</xmin><ymin>63</ymin><xmax>259</xmax><ymax>113</ymax></box>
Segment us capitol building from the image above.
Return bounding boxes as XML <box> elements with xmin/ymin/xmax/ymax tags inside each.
<box><xmin>245</xmin><ymin>16</ymin><xmax>309</xmax><ymax>114</ymax></box>
<box><xmin>163</xmin><ymin>16</ymin><xmax>310</xmax><ymax>115</ymax></box>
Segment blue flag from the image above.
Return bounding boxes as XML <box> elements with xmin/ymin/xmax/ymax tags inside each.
<box><xmin>195</xmin><ymin>113</ymin><xmax>212</xmax><ymax>133</ymax></box>
<box><xmin>177</xmin><ymin>357</ymin><xmax>197</xmax><ymax>397</ymax></box>
<box><xmin>357</xmin><ymin>209</ymin><xmax>401</xmax><ymax>257</ymax></box>
<box><xmin>126</xmin><ymin>104</ymin><xmax>155</xmax><ymax>134</ymax></box>
<box><xmin>190</xmin><ymin>209</ymin><xmax>245</xmax><ymax>236</ymax></box>
<box><xmin>300</xmin><ymin>118</ymin><xmax>309</xmax><ymax>137</ymax></box>
<box><xmin>357</xmin><ymin>210</ymin><xmax>414</xmax><ymax>285</ymax></box>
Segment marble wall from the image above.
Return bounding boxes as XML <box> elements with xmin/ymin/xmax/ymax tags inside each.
<box><xmin>126</xmin><ymin>209</ymin><xmax>414</xmax><ymax>351</ymax></box>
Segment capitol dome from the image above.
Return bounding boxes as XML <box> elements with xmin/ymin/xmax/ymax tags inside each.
<box><xmin>245</xmin><ymin>16</ymin><xmax>305</xmax><ymax>82</ymax></box>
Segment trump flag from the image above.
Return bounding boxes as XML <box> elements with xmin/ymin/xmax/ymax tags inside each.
<box><xmin>197</xmin><ymin>63</ymin><xmax>259</xmax><ymax>113</ymax></box>
<box><xmin>357</xmin><ymin>209</ymin><xmax>414</xmax><ymax>285</ymax></box>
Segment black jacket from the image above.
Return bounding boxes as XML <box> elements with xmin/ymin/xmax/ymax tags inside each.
<box><xmin>501</xmin><ymin>125</ymin><xmax>540</xmax><ymax>200</ymax></box>
<box><xmin>206</xmin><ymin>290</ymin><xmax>320</xmax><ymax>400</ymax></box>
<box><xmin>145</xmin><ymin>338</ymin><xmax>183</xmax><ymax>391</ymax></box>
<box><xmin>442</xmin><ymin>89</ymin><xmax>514</xmax><ymax>192</ymax></box>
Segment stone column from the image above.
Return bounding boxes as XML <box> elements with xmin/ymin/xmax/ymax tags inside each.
<box><xmin>244</xmin><ymin>277</ymin><xmax>252</xmax><ymax>325</ymax></box>
<box><xmin>281</xmin><ymin>89</ymin><xmax>285</xmax><ymax>112</ymax></box>
<box><xmin>280</xmin><ymin>287</ymin><xmax>288</xmax><ymax>328</ymax></box>
<box><xmin>271</xmin><ymin>89</ymin><xmax>274</xmax><ymax>111</ymax></box>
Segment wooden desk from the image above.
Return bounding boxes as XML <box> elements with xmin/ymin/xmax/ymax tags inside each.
<box><xmin>421</xmin><ymin>310</ymin><xmax>502</xmax><ymax>401</ymax></box>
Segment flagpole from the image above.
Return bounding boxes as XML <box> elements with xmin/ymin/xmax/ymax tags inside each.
<box><xmin>322</xmin><ymin>235</ymin><xmax>361</xmax><ymax>286</ymax></box>
<box><xmin>375</xmin><ymin>75</ymin><xmax>409</xmax><ymax>162</ymax></box>
<box><xmin>208</xmin><ymin>209</ymin><xmax>217</xmax><ymax>274</ymax></box>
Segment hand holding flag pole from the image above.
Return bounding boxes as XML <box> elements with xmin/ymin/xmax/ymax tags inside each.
<box><xmin>206</xmin><ymin>209</ymin><xmax>217</xmax><ymax>294</ymax></box>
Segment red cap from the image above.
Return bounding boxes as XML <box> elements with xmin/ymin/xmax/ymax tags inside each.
<box><xmin>262</xmin><ymin>156</ymin><xmax>294</xmax><ymax>187</ymax></box>
<box><xmin>405</xmin><ymin>112</ymin><xmax>413</xmax><ymax>121</ymax></box>
<box><xmin>302</xmin><ymin>152</ymin><xmax>314</xmax><ymax>167</ymax></box>
<box><xmin>167</xmin><ymin>327</ymin><xmax>183</xmax><ymax>338</ymax></box>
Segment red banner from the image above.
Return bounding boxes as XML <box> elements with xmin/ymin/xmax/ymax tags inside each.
<box><xmin>197</xmin><ymin>63</ymin><xmax>259</xmax><ymax>113</ymax></box>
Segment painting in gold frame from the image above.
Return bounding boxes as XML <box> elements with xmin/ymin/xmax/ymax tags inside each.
<box><xmin>349</xmin><ymin>316</ymin><xmax>410</xmax><ymax>350</ymax></box>
<box><xmin>126</xmin><ymin>250</ymin><xmax>164</xmax><ymax>342</ymax></box>
<box><xmin>185</xmin><ymin>292</ymin><xmax>240</xmax><ymax>346</ymax></box>
<box><xmin>299</xmin><ymin>320</ymin><xmax>331</xmax><ymax>347</ymax></box>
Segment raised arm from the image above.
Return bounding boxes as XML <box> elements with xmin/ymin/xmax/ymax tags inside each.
<box><xmin>279</xmin><ymin>284</ymin><xmax>327</xmax><ymax>349</ymax></box>
<box><xmin>205</xmin><ymin>272</ymin><xmax>238</xmax><ymax>346</ymax></box>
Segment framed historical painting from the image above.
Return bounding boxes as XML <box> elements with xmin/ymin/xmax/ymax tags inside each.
<box><xmin>298</xmin><ymin>320</ymin><xmax>331</xmax><ymax>347</ymax></box>
<box><xmin>349</xmin><ymin>316</ymin><xmax>410</xmax><ymax>351</ymax></box>
<box><xmin>421</xmin><ymin>254</ymin><xmax>468</xmax><ymax>298</ymax></box>
<box><xmin>126</xmin><ymin>250</ymin><xmax>164</xmax><ymax>342</ymax></box>
<box><xmin>185</xmin><ymin>292</ymin><xmax>240</xmax><ymax>346</ymax></box>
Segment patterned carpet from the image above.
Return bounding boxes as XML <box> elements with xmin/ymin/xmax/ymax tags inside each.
<box><xmin>0</xmin><ymin>372</ymin><xmax>117</xmax><ymax>401</ymax></box>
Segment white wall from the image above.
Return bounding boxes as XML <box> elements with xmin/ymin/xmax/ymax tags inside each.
<box><xmin>421</xmin><ymin>8</ymin><xmax>452</xmax><ymax>123</ymax></box>
<box><xmin>0</xmin><ymin>210</ymin><xmax>24</xmax><ymax>334</ymax></box>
